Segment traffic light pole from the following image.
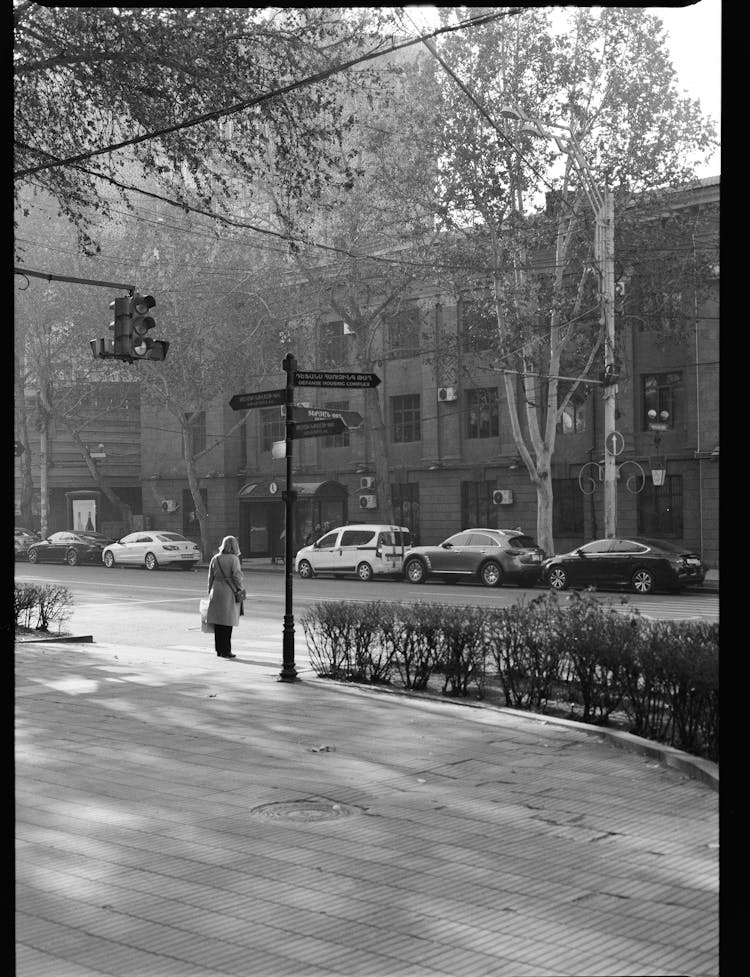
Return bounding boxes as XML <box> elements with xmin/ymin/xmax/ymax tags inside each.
<box><xmin>279</xmin><ymin>353</ymin><xmax>298</xmax><ymax>682</ymax></box>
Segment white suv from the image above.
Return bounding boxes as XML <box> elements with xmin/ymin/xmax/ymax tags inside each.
<box><xmin>295</xmin><ymin>524</ymin><xmax>413</xmax><ymax>582</ymax></box>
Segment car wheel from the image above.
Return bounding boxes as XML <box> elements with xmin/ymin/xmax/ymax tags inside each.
<box><xmin>479</xmin><ymin>560</ymin><xmax>502</xmax><ymax>588</ymax></box>
<box><xmin>28</xmin><ymin>548</ymin><xmax>39</xmax><ymax>564</ymax></box>
<box><xmin>66</xmin><ymin>549</ymin><xmax>79</xmax><ymax>567</ymax></box>
<box><xmin>144</xmin><ymin>552</ymin><xmax>159</xmax><ymax>571</ymax></box>
<box><xmin>103</xmin><ymin>551</ymin><xmax>115</xmax><ymax>568</ymax></box>
<box><xmin>631</xmin><ymin>568</ymin><xmax>655</xmax><ymax>594</ymax></box>
<box><xmin>297</xmin><ymin>559</ymin><xmax>314</xmax><ymax>579</ymax></box>
<box><xmin>404</xmin><ymin>558</ymin><xmax>426</xmax><ymax>584</ymax></box>
<box><xmin>548</xmin><ymin>567</ymin><xmax>568</xmax><ymax>591</ymax></box>
<box><xmin>356</xmin><ymin>561</ymin><xmax>374</xmax><ymax>582</ymax></box>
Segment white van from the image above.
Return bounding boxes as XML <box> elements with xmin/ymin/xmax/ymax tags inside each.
<box><xmin>295</xmin><ymin>524</ymin><xmax>413</xmax><ymax>581</ymax></box>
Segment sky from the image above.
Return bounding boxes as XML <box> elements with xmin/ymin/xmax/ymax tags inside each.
<box><xmin>408</xmin><ymin>2</ymin><xmax>721</xmax><ymax>178</ymax></box>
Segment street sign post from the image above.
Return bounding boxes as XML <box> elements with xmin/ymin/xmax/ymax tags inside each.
<box><xmin>294</xmin><ymin>371</ymin><xmax>381</xmax><ymax>389</ymax></box>
<box><xmin>289</xmin><ymin>405</ymin><xmax>363</xmax><ymax>429</ymax></box>
<box><xmin>230</xmin><ymin>388</ymin><xmax>285</xmax><ymax>411</ymax></box>
<box><xmin>289</xmin><ymin>417</ymin><xmax>346</xmax><ymax>440</ymax></box>
<box><xmin>228</xmin><ymin>355</ymin><xmax>376</xmax><ymax>684</ymax></box>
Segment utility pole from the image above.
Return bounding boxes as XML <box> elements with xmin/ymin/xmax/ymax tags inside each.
<box><xmin>599</xmin><ymin>188</ymin><xmax>617</xmax><ymax>538</ymax></box>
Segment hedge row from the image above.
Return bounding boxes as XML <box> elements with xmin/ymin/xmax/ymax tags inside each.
<box><xmin>300</xmin><ymin>591</ymin><xmax>718</xmax><ymax>762</ymax></box>
<box><xmin>14</xmin><ymin>583</ymin><xmax>73</xmax><ymax>633</ymax></box>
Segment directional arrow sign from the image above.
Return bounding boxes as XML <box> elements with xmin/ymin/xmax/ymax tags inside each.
<box><xmin>289</xmin><ymin>417</ymin><xmax>346</xmax><ymax>440</ymax></box>
<box><xmin>229</xmin><ymin>388</ymin><xmax>285</xmax><ymax>411</ymax></box>
<box><xmin>294</xmin><ymin>371</ymin><xmax>381</xmax><ymax>389</ymax></box>
<box><xmin>290</xmin><ymin>405</ymin><xmax>364</xmax><ymax>429</ymax></box>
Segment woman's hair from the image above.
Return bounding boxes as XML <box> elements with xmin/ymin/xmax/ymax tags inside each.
<box><xmin>218</xmin><ymin>535</ymin><xmax>240</xmax><ymax>555</ymax></box>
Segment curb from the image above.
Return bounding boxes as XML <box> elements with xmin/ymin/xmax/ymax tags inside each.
<box><xmin>15</xmin><ymin>634</ymin><xmax>94</xmax><ymax>644</ymax></box>
<box><xmin>305</xmin><ymin>674</ymin><xmax>719</xmax><ymax>791</ymax></box>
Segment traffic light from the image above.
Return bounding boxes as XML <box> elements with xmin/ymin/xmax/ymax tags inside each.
<box><xmin>128</xmin><ymin>293</ymin><xmax>169</xmax><ymax>361</ymax></box>
<box><xmin>111</xmin><ymin>296</ymin><xmax>133</xmax><ymax>358</ymax></box>
<box><xmin>92</xmin><ymin>292</ymin><xmax>169</xmax><ymax>362</ymax></box>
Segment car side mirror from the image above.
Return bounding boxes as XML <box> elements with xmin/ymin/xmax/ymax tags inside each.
<box><xmin>576</xmin><ymin>548</ymin><xmax>586</xmax><ymax>557</ymax></box>
<box><xmin>441</xmin><ymin>542</ymin><xmax>453</xmax><ymax>549</ymax></box>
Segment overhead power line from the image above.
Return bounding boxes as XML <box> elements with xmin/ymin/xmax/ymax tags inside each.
<box><xmin>14</xmin><ymin>8</ymin><xmax>525</xmax><ymax>179</ymax></box>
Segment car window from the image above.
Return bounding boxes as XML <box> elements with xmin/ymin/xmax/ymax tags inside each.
<box><xmin>580</xmin><ymin>540</ymin><xmax>614</xmax><ymax>554</ymax></box>
<box><xmin>468</xmin><ymin>533</ymin><xmax>499</xmax><ymax>547</ymax></box>
<box><xmin>317</xmin><ymin>531</ymin><xmax>339</xmax><ymax>548</ymax></box>
<box><xmin>445</xmin><ymin>532</ymin><xmax>473</xmax><ymax>547</ymax></box>
<box><xmin>156</xmin><ymin>533</ymin><xmax>186</xmax><ymax>542</ymax></box>
<box><xmin>506</xmin><ymin>535</ymin><xmax>538</xmax><ymax>549</ymax></box>
<box><xmin>379</xmin><ymin>530</ymin><xmax>412</xmax><ymax>548</ymax></box>
<box><xmin>611</xmin><ymin>540</ymin><xmax>649</xmax><ymax>553</ymax></box>
<box><xmin>341</xmin><ymin>530</ymin><xmax>376</xmax><ymax>546</ymax></box>
<box><xmin>48</xmin><ymin>533</ymin><xmax>70</xmax><ymax>542</ymax></box>
<box><xmin>136</xmin><ymin>536</ymin><xmax>153</xmax><ymax>543</ymax></box>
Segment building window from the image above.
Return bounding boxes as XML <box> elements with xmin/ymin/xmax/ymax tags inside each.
<box><xmin>460</xmin><ymin>293</ymin><xmax>496</xmax><ymax>351</ymax></box>
<box><xmin>553</xmin><ymin>478</ymin><xmax>584</xmax><ymax>535</ymax></box>
<box><xmin>557</xmin><ymin>386</ymin><xmax>587</xmax><ymax>434</ymax></box>
<box><xmin>391</xmin><ymin>394</ymin><xmax>421</xmax><ymax>443</ymax></box>
<box><xmin>261</xmin><ymin>407</ymin><xmax>285</xmax><ymax>452</ymax></box>
<box><xmin>319</xmin><ymin>320</ymin><xmax>348</xmax><ymax>367</ymax></box>
<box><xmin>323</xmin><ymin>400</ymin><xmax>350</xmax><ymax>448</ymax></box>
<box><xmin>466</xmin><ymin>387</ymin><xmax>499</xmax><ymax>439</ymax></box>
<box><xmin>239</xmin><ymin>418</ymin><xmax>247</xmax><ymax>470</ymax></box>
<box><xmin>637</xmin><ymin>475</ymin><xmax>683</xmax><ymax>537</ymax></box>
<box><xmin>387</xmin><ymin>304</ymin><xmax>421</xmax><ymax>357</ymax></box>
<box><xmin>184</xmin><ymin>411</ymin><xmax>206</xmax><ymax>454</ymax></box>
<box><xmin>391</xmin><ymin>482</ymin><xmax>420</xmax><ymax>542</ymax></box>
<box><xmin>642</xmin><ymin>372</ymin><xmax>682</xmax><ymax>430</ymax></box>
<box><xmin>461</xmin><ymin>480</ymin><xmax>495</xmax><ymax>528</ymax></box>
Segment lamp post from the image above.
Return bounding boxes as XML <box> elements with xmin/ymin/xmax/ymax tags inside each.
<box><xmin>501</xmin><ymin>107</ymin><xmax>617</xmax><ymax>537</ymax></box>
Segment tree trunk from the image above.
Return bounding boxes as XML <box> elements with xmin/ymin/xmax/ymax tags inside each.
<box><xmin>182</xmin><ymin>423</ymin><xmax>211</xmax><ymax>560</ymax></box>
<box><xmin>364</xmin><ymin>385</ymin><xmax>394</xmax><ymax>522</ymax></box>
<box><xmin>14</xmin><ymin>359</ymin><xmax>35</xmax><ymax>527</ymax></box>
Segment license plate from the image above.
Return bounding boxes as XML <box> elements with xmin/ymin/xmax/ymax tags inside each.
<box><xmin>180</xmin><ymin>554</ymin><xmax>195</xmax><ymax>559</ymax></box>
<box><xmin>686</xmin><ymin>558</ymin><xmax>701</xmax><ymax>566</ymax></box>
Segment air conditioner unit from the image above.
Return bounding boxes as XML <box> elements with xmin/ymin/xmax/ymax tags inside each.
<box><xmin>359</xmin><ymin>494</ymin><xmax>377</xmax><ymax>509</ymax></box>
<box><xmin>359</xmin><ymin>476</ymin><xmax>375</xmax><ymax>490</ymax></box>
<box><xmin>438</xmin><ymin>386</ymin><xmax>458</xmax><ymax>402</ymax></box>
<box><xmin>492</xmin><ymin>490</ymin><xmax>514</xmax><ymax>505</ymax></box>
<box><xmin>161</xmin><ymin>499</ymin><xmax>179</xmax><ymax>513</ymax></box>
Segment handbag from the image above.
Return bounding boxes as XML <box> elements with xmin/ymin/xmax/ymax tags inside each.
<box><xmin>199</xmin><ymin>597</ymin><xmax>213</xmax><ymax>633</ymax></box>
<box><xmin>216</xmin><ymin>557</ymin><xmax>246</xmax><ymax>603</ymax></box>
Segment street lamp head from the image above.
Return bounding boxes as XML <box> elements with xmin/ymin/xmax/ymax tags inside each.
<box><xmin>499</xmin><ymin>106</ymin><xmax>524</xmax><ymax>121</ymax></box>
<box><xmin>519</xmin><ymin>123</ymin><xmax>546</xmax><ymax>138</ymax></box>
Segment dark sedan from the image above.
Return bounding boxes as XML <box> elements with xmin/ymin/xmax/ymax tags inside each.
<box><xmin>27</xmin><ymin>531</ymin><xmax>114</xmax><ymax>567</ymax></box>
<box><xmin>402</xmin><ymin>528</ymin><xmax>545</xmax><ymax>588</ymax></box>
<box><xmin>541</xmin><ymin>537</ymin><xmax>706</xmax><ymax>594</ymax></box>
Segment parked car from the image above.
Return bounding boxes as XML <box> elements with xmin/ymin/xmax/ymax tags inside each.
<box><xmin>402</xmin><ymin>528</ymin><xmax>545</xmax><ymax>588</ymax></box>
<box><xmin>295</xmin><ymin>524</ymin><xmax>413</xmax><ymax>582</ymax></box>
<box><xmin>102</xmin><ymin>531</ymin><xmax>201</xmax><ymax>570</ymax></box>
<box><xmin>27</xmin><ymin>531</ymin><xmax>113</xmax><ymax>566</ymax></box>
<box><xmin>14</xmin><ymin>527</ymin><xmax>40</xmax><ymax>560</ymax></box>
<box><xmin>541</xmin><ymin>537</ymin><xmax>707</xmax><ymax>594</ymax></box>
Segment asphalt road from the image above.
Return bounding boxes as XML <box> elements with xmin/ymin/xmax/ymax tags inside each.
<box><xmin>16</xmin><ymin>561</ymin><xmax>719</xmax><ymax>664</ymax></box>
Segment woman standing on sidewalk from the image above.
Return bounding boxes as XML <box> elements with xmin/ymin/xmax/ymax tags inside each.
<box><xmin>206</xmin><ymin>535</ymin><xmax>244</xmax><ymax>658</ymax></box>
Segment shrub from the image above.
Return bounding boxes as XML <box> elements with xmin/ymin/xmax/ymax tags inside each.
<box><xmin>389</xmin><ymin>603</ymin><xmax>445</xmax><ymax>690</ymax></box>
<box><xmin>486</xmin><ymin>596</ymin><xmax>562</xmax><ymax>710</ymax></box>
<box><xmin>14</xmin><ymin>582</ymin><xmax>73</xmax><ymax>632</ymax></box>
<box><xmin>553</xmin><ymin>591</ymin><xmax>642</xmax><ymax>725</ymax></box>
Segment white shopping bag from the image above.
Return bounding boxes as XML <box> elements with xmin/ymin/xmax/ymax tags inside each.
<box><xmin>199</xmin><ymin>597</ymin><xmax>213</xmax><ymax>633</ymax></box>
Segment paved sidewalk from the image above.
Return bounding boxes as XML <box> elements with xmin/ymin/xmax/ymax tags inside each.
<box><xmin>16</xmin><ymin>639</ymin><xmax>718</xmax><ymax>977</ymax></box>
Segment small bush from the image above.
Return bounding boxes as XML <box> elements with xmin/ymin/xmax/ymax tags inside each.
<box><xmin>14</xmin><ymin>582</ymin><xmax>73</xmax><ymax>632</ymax></box>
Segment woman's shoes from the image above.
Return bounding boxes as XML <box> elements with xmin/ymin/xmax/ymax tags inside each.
<box><xmin>218</xmin><ymin>652</ymin><xmax>236</xmax><ymax>659</ymax></box>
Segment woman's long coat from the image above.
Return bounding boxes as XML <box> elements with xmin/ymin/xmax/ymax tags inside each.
<box><xmin>206</xmin><ymin>553</ymin><xmax>244</xmax><ymax>627</ymax></box>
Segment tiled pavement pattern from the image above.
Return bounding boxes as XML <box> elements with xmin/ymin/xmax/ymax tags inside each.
<box><xmin>16</xmin><ymin>640</ymin><xmax>718</xmax><ymax>977</ymax></box>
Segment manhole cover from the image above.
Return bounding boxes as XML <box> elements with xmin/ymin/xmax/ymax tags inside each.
<box><xmin>251</xmin><ymin>800</ymin><xmax>355</xmax><ymax>823</ymax></box>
